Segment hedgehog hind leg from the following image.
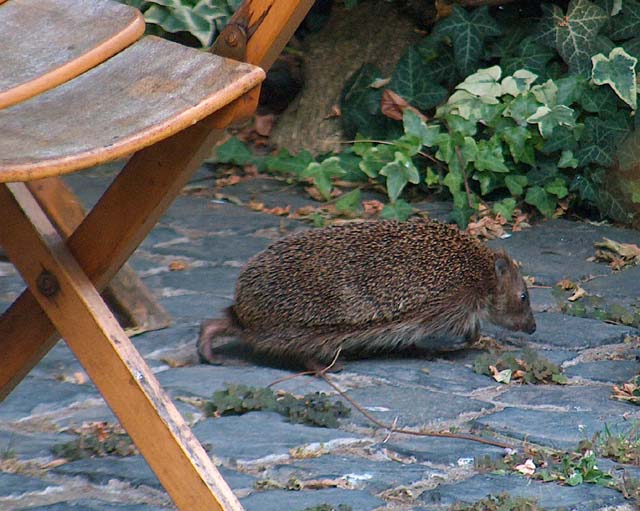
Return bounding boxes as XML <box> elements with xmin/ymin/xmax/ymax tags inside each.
<box><xmin>197</xmin><ymin>313</ymin><xmax>241</xmax><ymax>364</ymax></box>
<box><xmin>243</xmin><ymin>327</ymin><xmax>345</xmax><ymax>372</ymax></box>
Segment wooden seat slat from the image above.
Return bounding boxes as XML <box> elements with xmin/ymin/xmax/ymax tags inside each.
<box><xmin>0</xmin><ymin>0</ymin><xmax>145</xmax><ymax>109</ymax></box>
<box><xmin>0</xmin><ymin>36</ymin><xmax>265</xmax><ymax>182</ymax></box>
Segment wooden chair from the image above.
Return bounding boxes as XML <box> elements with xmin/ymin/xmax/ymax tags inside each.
<box><xmin>0</xmin><ymin>0</ymin><xmax>313</xmax><ymax>509</ymax></box>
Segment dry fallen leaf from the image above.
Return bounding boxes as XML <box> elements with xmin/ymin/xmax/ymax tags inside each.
<box><xmin>324</xmin><ymin>104</ymin><xmax>342</xmax><ymax>119</ymax></box>
<box><xmin>557</xmin><ymin>279</ymin><xmax>576</xmax><ymax>290</ymax></box>
<box><xmin>381</xmin><ymin>89</ymin><xmax>428</xmax><ymax>122</ymax></box>
<box><xmin>215</xmin><ymin>175</ymin><xmax>241</xmax><ymax>188</ymax></box>
<box><xmin>594</xmin><ymin>237</ymin><xmax>640</xmax><ymax>270</ymax></box>
<box><xmin>248</xmin><ymin>200</ymin><xmax>265</xmax><ymax>211</ymax></box>
<box><xmin>169</xmin><ymin>260</ymin><xmax>189</xmax><ymax>272</ymax></box>
<box><xmin>262</xmin><ymin>205</ymin><xmax>291</xmax><ymax>216</ymax></box>
<box><xmin>362</xmin><ymin>199</ymin><xmax>385</xmax><ymax>215</ymax></box>
<box><xmin>515</xmin><ymin>459</ymin><xmax>536</xmax><ymax>476</ymax></box>
<box><xmin>466</xmin><ymin>216</ymin><xmax>506</xmax><ymax>240</ymax></box>
<box><xmin>568</xmin><ymin>285</ymin><xmax>587</xmax><ymax>302</ymax></box>
<box><xmin>254</xmin><ymin>113</ymin><xmax>275</xmax><ymax>137</ymax></box>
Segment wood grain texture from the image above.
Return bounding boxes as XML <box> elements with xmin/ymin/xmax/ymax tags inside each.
<box><xmin>242</xmin><ymin>0</ymin><xmax>315</xmax><ymax>69</ymax></box>
<box><xmin>0</xmin><ymin>182</ymin><xmax>243</xmax><ymax>511</ymax></box>
<box><xmin>0</xmin><ymin>93</ymin><xmax>256</xmax><ymax>401</ymax></box>
<box><xmin>0</xmin><ymin>0</ymin><xmax>145</xmax><ymax>108</ymax></box>
<box><xmin>26</xmin><ymin>177</ymin><xmax>172</xmax><ymax>334</ymax></box>
<box><xmin>0</xmin><ymin>36</ymin><xmax>265</xmax><ymax>181</ymax></box>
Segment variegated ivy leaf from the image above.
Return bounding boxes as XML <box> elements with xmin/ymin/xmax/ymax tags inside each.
<box><xmin>379</xmin><ymin>152</ymin><xmax>420</xmax><ymax>202</ymax></box>
<box><xmin>527</xmin><ymin>105</ymin><xmax>578</xmax><ymax>138</ymax></box>
<box><xmin>536</xmin><ymin>0</ymin><xmax>607</xmax><ymax>76</ymax></box>
<box><xmin>501</xmin><ymin>70</ymin><xmax>538</xmax><ymax>97</ymax></box>
<box><xmin>592</xmin><ymin>47</ymin><xmax>638</xmax><ymax>110</ymax></box>
<box><xmin>455</xmin><ymin>66</ymin><xmax>502</xmax><ymax>100</ymax></box>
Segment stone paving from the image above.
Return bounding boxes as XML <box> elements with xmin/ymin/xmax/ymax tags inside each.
<box><xmin>1</xmin><ymin>162</ymin><xmax>640</xmax><ymax>511</ymax></box>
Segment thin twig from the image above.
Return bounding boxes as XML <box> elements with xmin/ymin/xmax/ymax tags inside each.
<box><xmin>267</xmin><ymin>348</ymin><xmax>343</xmax><ymax>388</ymax></box>
<box><xmin>319</xmin><ymin>373</ymin><xmax>514</xmax><ymax>450</ymax></box>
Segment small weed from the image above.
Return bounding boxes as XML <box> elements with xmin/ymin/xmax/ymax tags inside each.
<box><xmin>583</xmin><ymin>423</ymin><xmax>640</xmax><ymax>466</ymax></box>
<box><xmin>51</xmin><ymin>422</ymin><xmax>137</xmax><ymax>461</ymax></box>
<box><xmin>204</xmin><ymin>384</ymin><xmax>350</xmax><ymax>428</ymax></box>
<box><xmin>473</xmin><ymin>350</ymin><xmax>567</xmax><ymax>384</ymax></box>
<box><xmin>450</xmin><ymin>493</ymin><xmax>547</xmax><ymax>511</ymax></box>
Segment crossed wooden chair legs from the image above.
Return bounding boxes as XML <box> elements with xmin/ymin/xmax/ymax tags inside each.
<box><xmin>0</xmin><ymin>91</ymin><xmax>258</xmax><ymax>511</ymax></box>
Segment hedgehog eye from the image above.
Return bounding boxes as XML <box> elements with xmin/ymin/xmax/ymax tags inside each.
<box><xmin>520</xmin><ymin>292</ymin><xmax>528</xmax><ymax>302</ymax></box>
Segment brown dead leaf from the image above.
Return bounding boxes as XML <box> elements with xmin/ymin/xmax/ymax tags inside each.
<box><xmin>556</xmin><ymin>279</ymin><xmax>576</xmax><ymax>290</ymax></box>
<box><xmin>255</xmin><ymin>113</ymin><xmax>276</xmax><ymax>137</ymax></box>
<box><xmin>381</xmin><ymin>89</ymin><xmax>428</xmax><ymax>121</ymax></box>
<box><xmin>324</xmin><ymin>104</ymin><xmax>342</xmax><ymax>119</ymax></box>
<box><xmin>466</xmin><ymin>216</ymin><xmax>506</xmax><ymax>239</ymax></box>
<box><xmin>302</xmin><ymin>478</ymin><xmax>352</xmax><ymax>490</ymax></box>
<box><xmin>262</xmin><ymin>205</ymin><xmax>291</xmax><ymax>216</ymax></box>
<box><xmin>515</xmin><ymin>459</ymin><xmax>536</xmax><ymax>476</ymax></box>
<box><xmin>169</xmin><ymin>260</ymin><xmax>189</xmax><ymax>272</ymax></box>
<box><xmin>362</xmin><ymin>199</ymin><xmax>385</xmax><ymax>215</ymax></box>
<box><xmin>370</xmin><ymin>77</ymin><xmax>392</xmax><ymax>89</ymax></box>
<box><xmin>305</xmin><ymin>186</ymin><xmax>325</xmax><ymax>202</ymax></box>
<box><xmin>291</xmin><ymin>205</ymin><xmax>318</xmax><ymax>218</ymax></box>
<box><xmin>248</xmin><ymin>200</ymin><xmax>265</xmax><ymax>211</ymax></box>
<box><xmin>215</xmin><ymin>175</ymin><xmax>241</xmax><ymax>188</ymax></box>
<box><xmin>523</xmin><ymin>275</ymin><xmax>536</xmax><ymax>286</ymax></box>
<box><xmin>568</xmin><ymin>285</ymin><xmax>587</xmax><ymax>302</ymax></box>
<box><xmin>594</xmin><ymin>238</ymin><xmax>640</xmax><ymax>270</ymax></box>
<box><xmin>512</xmin><ymin>213</ymin><xmax>531</xmax><ymax>232</ymax></box>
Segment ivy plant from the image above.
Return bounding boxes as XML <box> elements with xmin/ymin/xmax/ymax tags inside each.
<box><xmin>209</xmin><ymin>0</ymin><xmax>640</xmax><ymax>226</ymax></box>
<box><xmin>119</xmin><ymin>0</ymin><xmax>240</xmax><ymax>46</ymax></box>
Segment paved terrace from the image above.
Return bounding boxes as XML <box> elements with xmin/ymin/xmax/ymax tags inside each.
<box><xmin>0</xmin><ymin>162</ymin><xmax>639</xmax><ymax>511</ymax></box>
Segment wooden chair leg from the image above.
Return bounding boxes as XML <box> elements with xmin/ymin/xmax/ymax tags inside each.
<box><xmin>26</xmin><ymin>176</ymin><xmax>172</xmax><ymax>334</ymax></box>
<box><xmin>0</xmin><ymin>182</ymin><xmax>241</xmax><ymax>511</ymax></box>
<box><xmin>0</xmin><ymin>88</ymin><xmax>258</xmax><ymax>401</ymax></box>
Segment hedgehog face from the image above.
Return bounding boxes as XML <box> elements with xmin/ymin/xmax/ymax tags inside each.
<box><xmin>487</xmin><ymin>253</ymin><xmax>536</xmax><ymax>334</ymax></box>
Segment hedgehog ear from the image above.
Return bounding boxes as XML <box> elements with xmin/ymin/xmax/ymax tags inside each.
<box><xmin>494</xmin><ymin>256</ymin><xmax>509</xmax><ymax>277</ymax></box>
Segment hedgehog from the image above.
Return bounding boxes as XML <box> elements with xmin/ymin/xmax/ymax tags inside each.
<box><xmin>197</xmin><ymin>219</ymin><xmax>536</xmax><ymax>369</ymax></box>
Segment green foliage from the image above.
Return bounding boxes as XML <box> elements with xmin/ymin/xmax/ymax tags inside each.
<box><xmin>204</xmin><ymin>384</ymin><xmax>350</xmax><ymax>428</ymax></box>
<box><xmin>52</xmin><ymin>422</ymin><xmax>137</xmax><ymax>461</ymax></box>
<box><xmin>588</xmin><ymin>422</ymin><xmax>640</xmax><ymax>465</ymax></box>
<box><xmin>205</xmin><ymin>1</ymin><xmax>639</xmax><ymax>226</ymax></box>
<box><xmin>302</xmin><ymin>506</ymin><xmax>352</xmax><ymax>511</ymax></box>
<box><xmin>451</xmin><ymin>493</ymin><xmax>546</xmax><ymax>511</ymax></box>
<box><xmin>118</xmin><ymin>0</ymin><xmax>239</xmax><ymax>47</ymax></box>
<box><xmin>473</xmin><ymin>350</ymin><xmax>568</xmax><ymax>384</ymax></box>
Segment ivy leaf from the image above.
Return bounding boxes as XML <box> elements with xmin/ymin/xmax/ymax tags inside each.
<box><xmin>558</xmin><ymin>149</ymin><xmax>579</xmax><ymax>168</ymax></box>
<box><xmin>591</xmin><ymin>47</ymin><xmax>638</xmax><ymax>110</ymax></box>
<box><xmin>389</xmin><ymin>47</ymin><xmax>449</xmax><ymax>111</ymax></box>
<box><xmin>501</xmin><ymin>37</ymin><xmax>557</xmax><ymax>77</ymax></box>
<box><xmin>473</xmin><ymin>171</ymin><xmax>500</xmax><ymax>194</ymax></box>
<box><xmin>545</xmin><ymin>177</ymin><xmax>569</xmax><ymax>198</ymax></box>
<box><xmin>416</xmin><ymin>38</ymin><xmax>459</xmax><ymax>87</ymax></box>
<box><xmin>609</xmin><ymin>0</ymin><xmax>640</xmax><ymax>40</ymax></box>
<box><xmin>403</xmin><ymin>110</ymin><xmax>440</xmax><ymax>147</ymax></box>
<box><xmin>505</xmin><ymin>174</ymin><xmax>528</xmax><ymax>196</ymax></box>
<box><xmin>455</xmin><ymin>66</ymin><xmax>502</xmax><ymax>99</ymax></box>
<box><xmin>578</xmin><ymin>83</ymin><xmax>618</xmax><ymax>115</ymax></box>
<box><xmin>576</xmin><ymin>114</ymin><xmax>630</xmax><ymax>165</ymax></box>
<box><xmin>144</xmin><ymin>2</ymin><xmax>219</xmax><ymax>47</ymax></box>
<box><xmin>527</xmin><ymin>105</ymin><xmax>578</xmax><ymax>138</ymax></box>
<box><xmin>475</xmin><ymin>137</ymin><xmax>510</xmax><ymax>172</ymax></box>
<box><xmin>433</xmin><ymin>6</ymin><xmax>501</xmax><ymax>76</ymax></box>
<box><xmin>541</xmin><ymin>125</ymin><xmax>581</xmax><ymax>153</ymax></box>
<box><xmin>493</xmin><ymin>197</ymin><xmax>517</xmax><ymax>220</ymax></box>
<box><xmin>335</xmin><ymin>189</ymin><xmax>362</xmax><ymax>214</ymax></box>
<box><xmin>381</xmin><ymin>199</ymin><xmax>413</xmax><ymax>221</ymax></box>
<box><xmin>215</xmin><ymin>136</ymin><xmax>253</xmax><ymax>165</ymax></box>
<box><xmin>556</xmin><ymin>75</ymin><xmax>587</xmax><ymax>106</ymax></box>
<box><xmin>302</xmin><ymin>157</ymin><xmax>346</xmax><ymax>200</ymax></box>
<box><xmin>525</xmin><ymin>185</ymin><xmax>558</xmax><ymax>217</ymax></box>
<box><xmin>501</xmin><ymin>125</ymin><xmax>535</xmax><ymax>165</ymax></box>
<box><xmin>340</xmin><ymin>64</ymin><xmax>387</xmax><ymax>138</ymax></box>
<box><xmin>621</xmin><ymin>36</ymin><xmax>640</xmax><ymax>61</ymax></box>
<box><xmin>358</xmin><ymin>144</ymin><xmax>396</xmax><ymax>178</ymax></box>
<box><xmin>266</xmin><ymin>148</ymin><xmax>314</xmax><ymax>175</ymax></box>
<box><xmin>530</xmin><ymin>80</ymin><xmax>559</xmax><ymax>107</ymax></box>
<box><xmin>501</xmin><ymin>69</ymin><xmax>539</xmax><ymax>97</ymax></box>
<box><xmin>536</xmin><ymin>0</ymin><xmax>608</xmax><ymax>76</ymax></box>
<box><xmin>571</xmin><ymin>174</ymin><xmax>599</xmax><ymax>203</ymax></box>
<box><xmin>503</xmin><ymin>92</ymin><xmax>543</xmax><ymax>125</ymax></box>
<box><xmin>379</xmin><ymin>152</ymin><xmax>421</xmax><ymax>202</ymax></box>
